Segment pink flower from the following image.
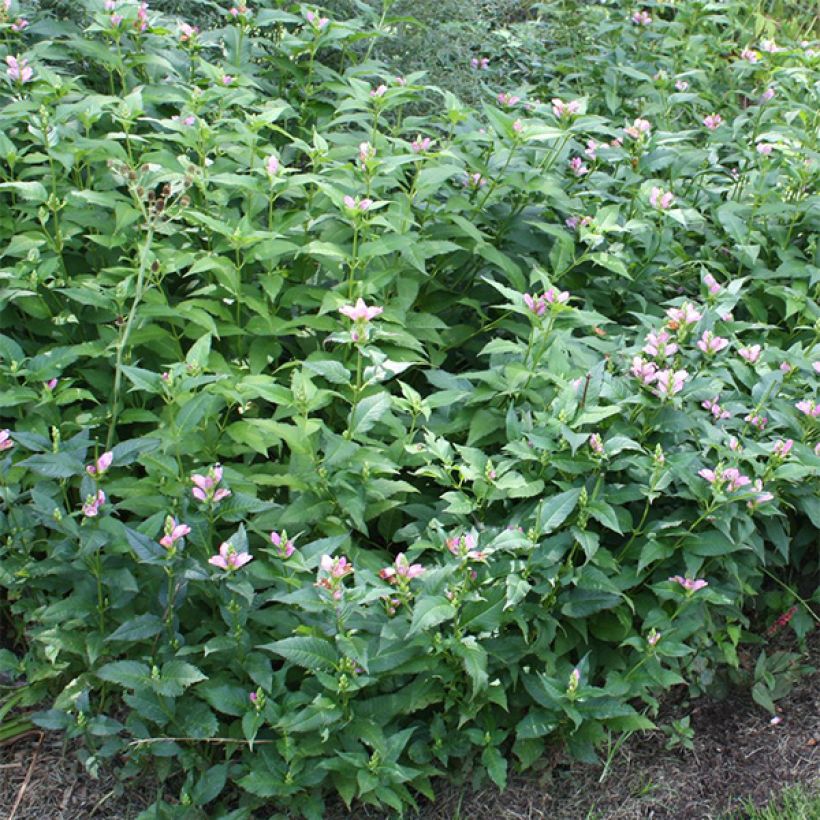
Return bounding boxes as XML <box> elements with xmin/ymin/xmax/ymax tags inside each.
<box><xmin>470</xmin><ymin>56</ymin><xmax>490</xmax><ymax>70</ymax></box>
<box><xmin>760</xmin><ymin>39</ymin><xmax>781</xmax><ymax>53</ymax></box>
<box><xmin>370</xmin><ymin>84</ymin><xmax>387</xmax><ymax>98</ymax></box>
<box><xmin>380</xmin><ymin>552</ymin><xmax>425</xmax><ymax>583</ymax></box>
<box><xmin>179</xmin><ymin>22</ymin><xmax>199</xmax><ymax>41</ymax></box>
<box><xmin>209</xmin><ymin>541</ymin><xmax>253</xmax><ymax>571</ymax></box>
<box><xmin>624</xmin><ymin>118</ymin><xmax>651</xmax><ymax>139</ymax></box>
<box><xmin>221</xmin><ymin>74</ymin><xmax>234</xmax><ymax>86</ymax></box>
<box><xmin>497</xmin><ymin>92</ymin><xmax>520</xmax><ymax>107</ymax></box>
<box><xmin>411</xmin><ymin>135</ymin><xmax>433</xmax><ymax>153</ymax></box>
<box><xmin>703</xmin><ymin>113</ymin><xmax>722</xmax><ymax>130</ymax></box>
<box><xmin>756</xmin><ymin>143</ymin><xmax>774</xmax><ymax>156</ymax></box>
<box><xmin>697</xmin><ymin>330</ymin><xmax>729</xmax><ymax>355</ymax></box>
<box><xmin>523</xmin><ymin>293</ymin><xmax>546</xmax><ymax>316</ymax></box>
<box><xmin>270</xmin><ymin>530</ymin><xmax>295</xmax><ymax>558</ymax></box>
<box><xmin>703</xmin><ymin>273</ymin><xmax>721</xmax><ymax>295</ymax></box>
<box><xmin>589</xmin><ymin>433</ymin><xmax>604</xmax><ymax>454</ymax></box>
<box><xmin>665</xmin><ymin>302</ymin><xmax>702</xmax><ymax>329</ymax></box>
<box><xmin>584</xmin><ymin>139</ymin><xmax>597</xmax><ymax>159</ymax></box>
<box><xmin>464</xmin><ymin>172</ymin><xmax>487</xmax><ymax>188</ymax></box>
<box><xmin>740</xmin><ymin>48</ymin><xmax>760</xmax><ymax>63</ymax></box>
<box><xmin>760</xmin><ymin>87</ymin><xmax>776</xmax><ymax>102</ymax></box>
<box><xmin>513</xmin><ymin>119</ymin><xmax>524</xmax><ymax>133</ymax></box>
<box><xmin>104</xmin><ymin>0</ymin><xmax>116</xmax><ymax>9</ymax></box>
<box><xmin>728</xmin><ymin>436</ymin><xmax>740</xmax><ymax>451</ymax></box>
<box><xmin>0</xmin><ymin>429</ymin><xmax>13</xmax><ymax>452</ymax></box>
<box><xmin>669</xmin><ymin>575</ymin><xmax>708</xmax><ymax>593</ymax></box>
<box><xmin>649</xmin><ymin>186</ymin><xmax>674</xmax><ymax>210</ymax></box>
<box><xmin>723</xmin><ymin>467</ymin><xmax>752</xmax><ymax>492</ymax></box>
<box><xmin>159</xmin><ymin>517</ymin><xmax>191</xmax><ymax>549</ymax></box>
<box><xmin>82</xmin><ymin>490</ymin><xmax>106</xmax><ymax>518</ymax></box>
<box><xmin>739</xmin><ymin>344</ymin><xmax>762</xmax><ymax>363</ymax></box>
<box><xmin>795</xmin><ymin>400</ymin><xmax>820</xmax><ymax>418</ymax></box>
<box><xmin>266</xmin><ymin>155</ymin><xmax>280</xmax><ymax>175</ymax></box>
<box><xmin>544</xmin><ymin>287</ymin><xmax>569</xmax><ymax>305</ymax></box>
<box><xmin>744</xmin><ymin>413</ymin><xmax>768</xmax><ymax>430</ymax></box>
<box><xmin>551</xmin><ymin>98</ymin><xmax>581</xmax><ymax>119</ymax></box>
<box><xmin>747</xmin><ymin>479</ymin><xmax>774</xmax><ymax>509</ymax></box>
<box><xmin>780</xmin><ymin>362</ymin><xmax>793</xmax><ymax>374</ymax></box>
<box><xmin>632</xmin><ymin>10</ymin><xmax>652</xmax><ymax>25</ymax></box>
<box><xmin>45</xmin><ymin>378</ymin><xmax>58</xmax><ymax>390</ymax></box>
<box><xmin>343</xmin><ymin>195</ymin><xmax>372</xmax><ymax>211</ymax></box>
<box><xmin>643</xmin><ymin>329</ymin><xmax>678</xmax><ymax>359</ymax></box>
<box><xmin>631</xmin><ymin>356</ymin><xmax>658</xmax><ymax>385</ymax></box>
<box><xmin>317</xmin><ymin>555</ymin><xmax>353</xmax><ymax>599</ymax></box>
<box><xmin>110</xmin><ymin>13</ymin><xmax>123</xmax><ymax>26</ymax></box>
<box><xmin>772</xmin><ymin>439</ymin><xmax>793</xmax><ymax>458</ymax></box>
<box><xmin>135</xmin><ymin>2</ymin><xmax>148</xmax><ymax>31</ymax></box>
<box><xmin>339</xmin><ymin>298</ymin><xmax>383</xmax><ymax>322</ymax></box>
<box><xmin>567</xmin><ymin>667</ymin><xmax>581</xmax><ymax>693</ymax></box>
<box><xmin>675</xmin><ymin>79</ymin><xmax>689</xmax><ymax>91</ymax></box>
<box><xmin>86</xmin><ymin>451</ymin><xmax>113</xmax><ymax>477</ymax></box>
<box><xmin>446</xmin><ymin>532</ymin><xmax>485</xmax><ymax>561</ymax></box>
<box><xmin>6</xmin><ymin>55</ymin><xmax>33</xmax><ymax>84</ymax></box>
<box><xmin>191</xmin><ymin>464</ymin><xmax>231</xmax><ymax>505</ymax></box>
<box><xmin>11</xmin><ymin>17</ymin><xmax>27</xmax><ymax>32</ymax></box>
<box><xmin>358</xmin><ymin>141</ymin><xmax>375</xmax><ymax>167</ymax></box>
<box><xmin>653</xmin><ymin>368</ymin><xmax>688</xmax><ymax>398</ymax></box>
<box><xmin>813</xmin><ymin>362</ymin><xmax>820</xmax><ymax>374</ymax></box>
<box><xmin>702</xmin><ymin>397</ymin><xmax>731</xmax><ymax>420</ymax></box>
<box><xmin>394</xmin><ymin>76</ymin><xmax>406</xmax><ymax>86</ymax></box>
<box><xmin>569</xmin><ymin>156</ymin><xmax>588</xmax><ymax>176</ymax></box>
<box><xmin>305</xmin><ymin>10</ymin><xmax>329</xmax><ymax>29</ymax></box>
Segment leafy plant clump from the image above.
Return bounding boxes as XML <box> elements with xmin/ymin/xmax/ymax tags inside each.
<box><xmin>0</xmin><ymin>0</ymin><xmax>818</xmax><ymax>816</ymax></box>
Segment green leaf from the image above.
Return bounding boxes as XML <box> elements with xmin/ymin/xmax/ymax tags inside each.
<box><xmin>539</xmin><ymin>489</ymin><xmax>582</xmax><ymax>534</ymax></box>
<box><xmin>349</xmin><ymin>392</ymin><xmax>392</xmax><ymax>437</ymax></box>
<box><xmin>408</xmin><ymin>596</ymin><xmax>456</xmax><ymax>636</ymax></box>
<box><xmin>96</xmin><ymin>660</ymin><xmax>150</xmax><ymax>689</ymax></box>
<box><xmin>481</xmin><ymin>745</ymin><xmax>508</xmax><ymax>790</ymax></box>
<box><xmin>258</xmin><ymin>637</ymin><xmax>338</xmax><ymax>670</ymax></box>
<box><xmin>106</xmin><ymin>614</ymin><xmax>164</xmax><ymax>642</ymax></box>
<box><xmin>560</xmin><ymin>588</ymin><xmax>622</xmax><ymax>617</ymax></box>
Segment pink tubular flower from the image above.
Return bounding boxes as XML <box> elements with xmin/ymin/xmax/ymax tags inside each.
<box><xmin>370</xmin><ymin>84</ymin><xmax>387</xmax><ymax>99</ymax></box>
<box><xmin>675</xmin><ymin>79</ymin><xmax>689</xmax><ymax>91</ymax></box>
<box><xmin>760</xmin><ymin>39</ymin><xmax>781</xmax><ymax>53</ymax></box>
<box><xmin>569</xmin><ymin>156</ymin><xmax>588</xmax><ymax>176</ymax></box>
<box><xmin>104</xmin><ymin>0</ymin><xmax>116</xmax><ymax>9</ymax></box>
<box><xmin>110</xmin><ymin>13</ymin><xmax>123</xmax><ymax>25</ymax></box>
<box><xmin>446</xmin><ymin>532</ymin><xmax>485</xmax><ymax>561</ymax></box>
<box><xmin>723</xmin><ymin>467</ymin><xmax>752</xmax><ymax>492</ymax></box>
<box><xmin>739</xmin><ymin>344</ymin><xmax>762</xmax><ymax>364</ymax></box>
<box><xmin>270</xmin><ymin>530</ymin><xmax>295</xmax><ymax>558</ymax></box>
<box><xmin>703</xmin><ymin>273</ymin><xmax>721</xmax><ymax>295</ymax></box>
<box><xmin>209</xmin><ymin>541</ymin><xmax>253</xmax><ymax>571</ymax></box>
<box><xmin>523</xmin><ymin>292</ymin><xmax>546</xmax><ymax>316</ymax></box>
<box><xmin>795</xmin><ymin>400</ymin><xmax>820</xmax><ymax>418</ymax></box>
<box><xmin>394</xmin><ymin>76</ymin><xmax>406</xmax><ymax>86</ymax></box>
<box><xmin>631</xmin><ymin>356</ymin><xmax>658</xmax><ymax>385</ymax></box>
<box><xmin>697</xmin><ymin>330</ymin><xmax>729</xmax><ymax>355</ymax></box>
<box><xmin>740</xmin><ymin>48</ymin><xmax>760</xmax><ymax>63</ymax></box>
<box><xmin>747</xmin><ymin>479</ymin><xmax>774</xmax><ymax>510</ymax></box>
<box><xmin>45</xmin><ymin>378</ymin><xmax>58</xmax><ymax>391</ymax></box>
<box><xmin>551</xmin><ymin>98</ymin><xmax>581</xmax><ymax>119</ymax></box>
<box><xmin>728</xmin><ymin>436</ymin><xmax>740</xmax><ymax>451</ymax></box>
<box><xmin>756</xmin><ymin>143</ymin><xmax>774</xmax><ymax>156</ymax></box>
<box><xmin>82</xmin><ymin>490</ymin><xmax>106</xmax><ymax>518</ymax></box>
<box><xmin>470</xmin><ymin>56</ymin><xmax>490</xmax><ymax>70</ymax></box>
<box><xmin>772</xmin><ymin>439</ymin><xmax>793</xmax><ymax>458</ymax></box>
<box><xmin>497</xmin><ymin>92</ymin><xmax>520</xmax><ymax>107</ymax></box>
<box><xmin>266</xmin><ymin>155</ymin><xmax>280</xmax><ymax>175</ymax></box>
<box><xmin>343</xmin><ymin>195</ymin><xmax>372</xmax><ymax>211</ymax></box>
<box><xmin>0</xmin><ymin>429</ymin><xmax>13</xmax><ymax>452</ymax></box>
<box><xmin>647</xmin><ymin>629</ymin><xmax>661</xmax><ymax>647</ymax></box>
<box><xmin>760</xmin><ymin>87</ymin><xmax>775</xmax><ymax>102</ymax></box>
<box><xmin>305</xmin><ymin>10</ymin><xmax>329</xmax><ymax>29</ymax></box>
<box><xmin>702</xmin><ymin>396</ymin><xmax>731</xmax><ymax>421</ymax></box>
<box><xmin>703</xmin><ymin>113</ymin><xmax>723</xmax><ymax>130</ymax></box>
<box><xmin>6</xmin><ymin>55</ymin><xmax>33</xmax><ymax>84</ymax></box>
<box><xmin>135</xmin><ymin>2</ymin><xmax>148</xmax><ymax>31</ymax></box>
<box><xmin>191</xmin><ymin>464</ymin><xmax>231</xmax><ymax>505</ymax></box>
<box><xmin>86</xmin><ymin>451</ymin><xmax>113</xmax><ymax>477</ymax></box>
<box><xmin>179</xmin><ymin>22</ymin><xmax>199</xmax><ymax>41</ymax></box>
<box><xmin>669</xmin><ymin>575</ymin><xmax>708</xmax><ymax>593</ymax></box>
<box><xmin>320</xmin><ymin>554</ymin><xmax>353</xmax><ymax>578</ymax></box>
<box><xmin>159</xmin><ymin>516</ymin><xmax>191</xmax><ymax>550</ymax></box>
<box><xmin>339</xmin><ymin>298</ymin><xmax>383</xmax><ymax>322</ymax></box>
<box><xmin>632</xmin><ymin>10</ymin><xmax>652</xmax><ymax>25</ymax></box>
<box><xmin>221</xmin><ymin>74</ymin><xmax>234</xmax><ymax>86</ymax></box>
<box><xmin>624</xmin><ymin>118</ymin><xmax>651</xmax><ymax>139</ymax></box>
<box><xmin>380</xmin><ymin>552</ymin><xmax>425</xmax><ymax>583</ymax></box>
<box><xmin>11</xmin><ymin>17</ymin><xmax>27</xmax><ymax>32</ymax></box>
<box><xmin>589</xmin><ymin>433</ymin><xmax>604</xmax><ymax>454</ymax></box>
<box><xmin>744</xmin><ymin>413</ymin><xmax>767</xmax><ymax>430</ymax></box>
<box><xmin>411</xmin><ymin>135</ymin><xmax>433</xmax><ymax>153</ymax></box>
<box><xmin>464</xmin><ymin>172</ymin><xmax>487</xmax><ymax>188</ymax></box>
<box><xmin>584</xmin><ymin>139</ymin><xmax>597</xmax><ymax>159</ymax></box>
<box><xmin>813</xmin><ymin>361</ymin><xmax>820</xmax><ymax>374</ymax></box>
<box><xmin>649</xmin><ymin>186</ymin><xmax>674</xmax><ymax>210</ymax></box>
<box><xmin>643</xmin><ymin>329</ymin><xmax>678</xmax><ymax>359</ymax></box>
<box><xmin>653</xmin><ymin>368</ymin><xmax>688</xmax><ymax>398</ymax></box>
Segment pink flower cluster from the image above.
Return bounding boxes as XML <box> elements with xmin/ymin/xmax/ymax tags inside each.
<box><xmin>772</xmin><ymin>439</ymin><xmax>793</xmax><ymax>458</ymax></box>
<box><xmin>379</xmin><ymin>553</ymin><xmax>425</xmax><ymax>583</ymax></box>
<box><xmin>675</xmin><ymin>79</ymin><xmax>689</xmax><ymax>91</ymax></box>
<box><xmin>650</xmin><ymin>187</ymin><xmax>674</xmax><ymax>210</ymax></box>
<box><xmin>703</xmin><ymin>273</ymin><xmax>721</xmax><ymax>295</ymax></box>
<box><xmin>665</xmin><ymin>302</ymin><xmax>702</xmax><ymax>329</ymax></box>
<box><xmin>632</xmin><ymin>10</ymin><xmax>652</xmax><ymax>25</ymax></box>
<box><xmin>588</xmin><ymin>433</ymin><xmax>604</xmax><ymax>454</ymax></box>
<box><xmin>0</xmin><ymin>429</ymin><xmax>14</xmax><ymax>452</ymax></box>
<box><xmin>703</xmin><ymin>113</ymin><xmax>723</xmax><ymax>130</ymax></box>
<box><xmin>446</xmin><ymin>533</ymin><xmax>486</xmax><ymax>561</ymax></box>
<box><xmin>317</xmin><ymin>555</ymin><xmax>353</xmax><ymax>600</ymax></box>
<box><xmin>654</xmin><ymin>368</ymin><xmax>688</xmax><ymax>398</ymax></box>
<box><xmin>565</xmin><ymin>215</ymin><xmax>592</xmax><ymax>230</ymax></box>
<box><xmin>370</xmin><ymin>84</ymin><xmax>387</xmax><ymax>99</ymax></box>
<box><xmin>179</xmin><ymin>22</ymin><xmax>199</xmax><ymax>41</ymax></box>
<box><xmin>159</xmin><ymin>517</ymin><xmax>191</xmax><ymax>550</ymax></box>
<box><xmin>497</xmin><ymin>92</ymin><xmax>520</xmax><ymax>107</ymax></box>
<box><xmin>343</xmin><ymin>194</ymin><xmax>372</xmax><ymax>211</ymax></box>
<box><xmin>740</xmin><ymin>48</ymin><xmax>760</xmax><ymax>63</ymax></box>
<box><xmin>744</xmin><ymin>412</ymin><xmax>767</xmax><ymax>430</ymax></box>
<box><xmin>411</xmin><ymin>135</ymin><xmax>433</xmax><ymax>153</ymax></box>
<box><xmin>551</xmin><ymin>98</ymin><xmax>581</xmax><ymax>119</ymax></box>
<box><xmin>523</xmin><ymin>288</ymin><xmax>570</xmax><ymax>315</ymax></box>
<box><xmin>699</xmin><ymin>465</ymin><xmax>751</xmax><ymax>492</ymax></box>
<box><xmin>191</xmin><ymin>464</ymin><xmax>231</xmax><ymax>505</ymax></box>
<box><xmin>339</xmin><ymin>298</ymin><xmax>383</xmax><ymax>322</ymax></box>
<box><xmin>669</xmin><ymin>575</ymin><xmax>708</xmax><ymax>593</ymax></box>
<box><xmin>697</xmin><ymin>330</ymin><xmax>729</xmax><ymax>355</ymax></box>
<box><xmin>643</xmin><ymin>329</ymin><xmax>678</xmax><ymax>360</ymax></box>
<box><xmin>82</xmin><ymin>490</ymin><xmax>106</xmax><ymax>518</ymax></box>
<box><xmin>624</xmin><ymin>118</ymin><xmax>651</xmax><ymax>139</ymax></box>
<box><xmin>702</xmin><ymin>396</ymin><xmax>730</xmax><ymax>421</ymax></box>
<box><xmin>747</xmin><ymin>479</ymin><xmax>774</xmax><ymax>510</ymax></box>
<box><xmin>209</xmin><ymin>541</ymin><xmax>252</xmax><ymax>571</ymax></box>
<box><xmin>305</xmin><ymin>10</ymin><xmax>329</xmax><ymax>29</ymax></box>
<box><xmin>569</xmin><ymin>156</ymin><xmax>589</xmax><ymax>176</ymax></box>
<box><xmin>86</xmin><ymin>451</ymin><xmax>113</xmax><ymax>477</ymax></box>
<box><xmin>739</xmin><ymin>344</ymin><xmax>761</xmax><ymax>364</ymax></box>
<box><xmin>470</xmin><ymin>56</ymin><xmax>490</xmax><ymax>70</ymax></box>
<box><xmin>270</xmin><ymin>530</ymin><xmax>296</xmax><ymax>558</ymax></box>
<box><xmin>6</xmin><ymin>55</ymin><xmax>33</xmax><ymax>84</ymax></box>
<box><xmin>795</xmin><ymin>400</ymin><xmax>819</xmax><ymax>418</ymax></box>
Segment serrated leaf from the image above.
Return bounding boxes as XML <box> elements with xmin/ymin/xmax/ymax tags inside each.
<box><xmin>258</xmin><ymin>637</ymin><xmax>338</xmax><ymax>670</ymax></box>
<box><xmin>408</xmin><ymin>596</ymin><xmax>456</xmax><ymax>636</ymax></box>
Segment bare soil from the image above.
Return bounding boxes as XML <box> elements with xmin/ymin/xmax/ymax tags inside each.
<box><xmin>2</xmin><ymin>637</ymin><xmax>817</xmax><ymax>820</ymax></box>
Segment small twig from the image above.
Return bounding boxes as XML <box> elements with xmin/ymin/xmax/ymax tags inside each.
<box><xmin>8</xmin><ymin>730</ymin><xmax>43</xmax><ymax>820</ymax></box>
<box><xmin>0</xmin><ymin>762</ymin><xmax>21</xmax><ymax>768</ymax></box>
<box><xmin>89</xmin><ymin>788</ymin><xmax>116</xmax><ymax>817</ymax></box>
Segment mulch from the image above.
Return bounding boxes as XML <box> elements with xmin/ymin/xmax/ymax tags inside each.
<box><xmin>1</xmin><ymin>635</ymin><xmax>817</xmax><ymax>820</ymax></box>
